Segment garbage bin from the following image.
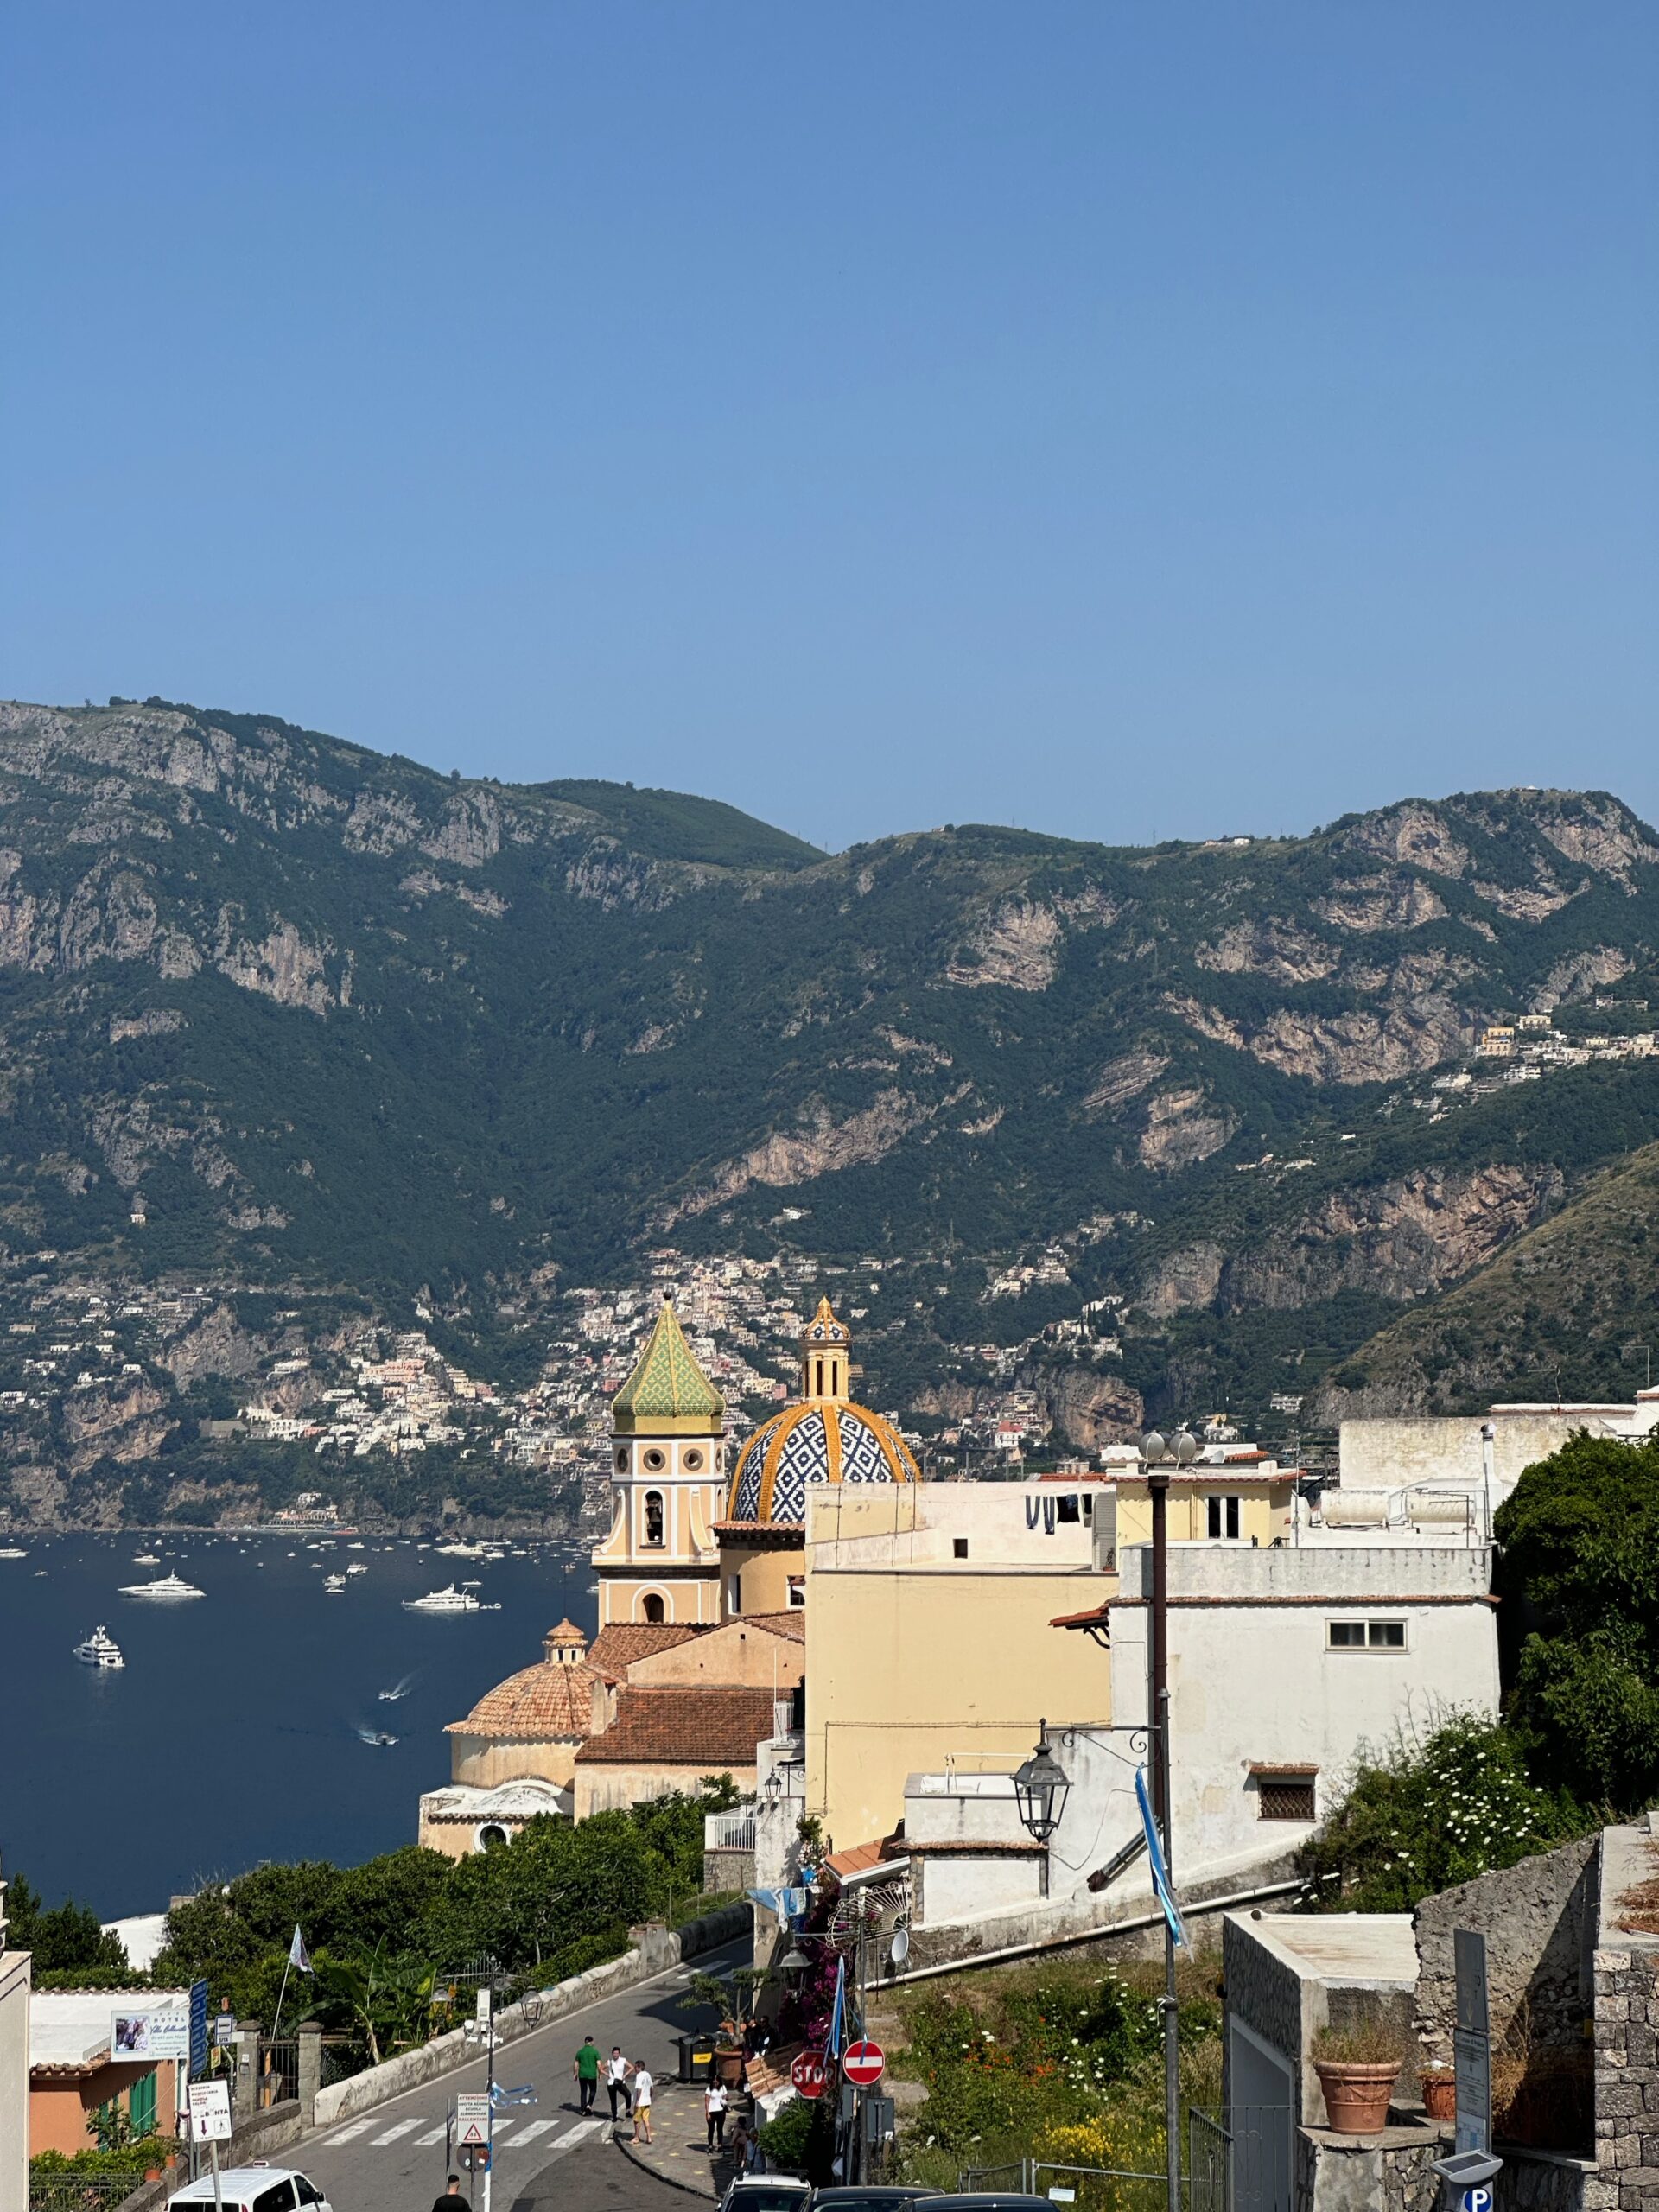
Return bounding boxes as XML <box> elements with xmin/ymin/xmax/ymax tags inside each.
<box><xmin>677</xmin><ymin>2033</ymin><xmax>716</xmax><ymax>2083</ymax></box>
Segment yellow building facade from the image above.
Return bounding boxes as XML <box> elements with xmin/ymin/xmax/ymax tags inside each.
<box><xmin>1109</xmin><ymin>1460</ymin><xmax>1296</xmax><ymax>1551</ymax></box>
<box><xmin>803</xmin><ymin>1481</ymin><xmax>1113</xmax><ymax>1853</ymax></box>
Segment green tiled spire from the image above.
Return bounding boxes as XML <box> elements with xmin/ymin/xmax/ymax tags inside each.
<box><xmin>612</xmin><ymin>1299</ymin><xmax>725</xmax><ymax>1435</ymax></box>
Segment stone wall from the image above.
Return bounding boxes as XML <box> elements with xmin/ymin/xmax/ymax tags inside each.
<box><xmin>1414</xmin><ymin>1834</ymin><xmax>1599</xmax><ymax>2065</ymax></box>
<box><xmin>1222</xmin><ymin>1914</ymin><xmax>1305</xmax><ymax>2118</ymax></box>
<box><xmin>1293</xmin><ymin>2125</ymin><xmax>1442</xmax><ymax>2212</ymax></box>
<box><xmin>1591</xmin><ymin>1944</ymin><xmax>1659</xmax><ymax>2210</ymax></box>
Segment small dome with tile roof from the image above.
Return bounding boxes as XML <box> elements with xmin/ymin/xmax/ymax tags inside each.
<box><xmin>726</xmin><ymin>1298</ymin><xmax>918</xmax><ymax>1525</ymax></box>
<box><xmin>446</xmin><ymin>1620</ymin><xmax>598</xmax><ymax>1741</ymax></box>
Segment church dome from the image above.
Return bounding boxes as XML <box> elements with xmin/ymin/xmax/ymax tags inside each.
<box><xmin>725</xmin><ymin>1299</ymin><xmax>918</xmax><ymax>1524</ymax></box>
<box><xmin>444</xmin><ymin>1620</ymin><xmax>597</xmax><ymax>1741</ymax></box>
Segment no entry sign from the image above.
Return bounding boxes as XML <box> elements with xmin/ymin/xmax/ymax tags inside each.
<box><xmin>791</xmin><ymin>2050</ymin><xmax>829</xmax><ymax>2100</ymax></box>
<box><xmin>843</xmin><ymin>2039</ymin><xmax>885</xmax><ymax>2087</ymax></box>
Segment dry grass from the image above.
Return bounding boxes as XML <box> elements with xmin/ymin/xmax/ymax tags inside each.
<box><xmin>1614</xmin><ymin>1842</ymin><xmax>1659</xmax><ymax>1936</ymax></box>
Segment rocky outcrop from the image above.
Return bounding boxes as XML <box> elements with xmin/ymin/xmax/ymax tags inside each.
<box><xmin>1195</xmin><ymin>918</ymin><xmax>1341</xmax><ymax>982</ymax></box>
<box><xmin>1137</xmin><ymin>1086</ymin><xmax>1236</xmax><ymax>1172</ymax></box>
<box><xmin>1313</xmin><ymin>875</ymin><xmax>1448</xmax><ymax>933</ymax></box>
<box><xmin>1340</xmin><ymin>803</ymin><xmax>1471</xmax><ymax>880</ymax></box>
<box><xmin>1532</xmin><ymin>947</ymin><xmax>1635</xmax><ymax>1007</ymax></box>
<box><xmin>60</xmin><ymin>1377</ymin><xmax>174</xmax><ymax>1471</ymax></box>
<box><xmin>1082</xmin><ymin>1051</ymin><xmax>1167</xmax><ymax>1116</ymax></box>
<box><xmin>664</xmin><ymin>1088</ymin><xmax>940</xmax><ymax>1224</ymax></box>
<box><xmin>214</xmin><ymin>916</ymin><xmax>335</xmax><ymax>1014</ymax></box>
<box><xmin>1034</xmin><ymin>1363</ymin><xmax>1146</xmax><ymax>1452</ymax></box>
<box><xmin>1166</xmin><ymin>992</ymin><xmax>1473</xmax><ymax>1084</ymax></box>
<box><xmin>1138</xmin><ymin>1166</ymin><xmax>1560</xmax><ymax>1318</ymax></box>
<box><xmin>947</xmin><ymin>899</ymin><xmax>1061</xmax><ymax>989</ymax></box>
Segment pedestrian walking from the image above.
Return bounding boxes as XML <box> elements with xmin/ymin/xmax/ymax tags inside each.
<box><xmin>607</xmin><ymin>2046</ymin><xmax>633</xmax><ymax>2122</ymax></box>
<box><xmin>573</xmin><ymin>2033</ymin><xmax>601</xmax><ymax>2114</ymax></box>
<box><xmin>729</xmin><ymin>2120</ymin><xmax>757</xmax><ymax>2175</ymax></box>
<box><xmin>429</xmin><ymin>2177</ymin><xmax>463</xmax><ymax>2212</ymax></box>
<box><xmin>703</xmin><ymin>2078</ymin><xmax>728</xmax><ymax>2151</ymax></box>
<box><xmin>632</xmin><ymin>2063</ymin><xmax>655</xmax><ymax>2144</ymax></box>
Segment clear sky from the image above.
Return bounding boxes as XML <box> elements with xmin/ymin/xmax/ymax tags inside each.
<box><xmin>3</xmin><ymin>3</ymin><xmax>1654</xmax><ymax>854</ymax></box>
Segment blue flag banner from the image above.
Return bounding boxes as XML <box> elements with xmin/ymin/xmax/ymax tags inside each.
<box><xmin>827</xmin><ymin>1956</ymin><xmax>846</xmax><ymax>2060</ymax></box>
<box><xmin>1135</xmin><ymin>1767</ymin><xmax>1188</xmax><ymax>1950</ymax></box>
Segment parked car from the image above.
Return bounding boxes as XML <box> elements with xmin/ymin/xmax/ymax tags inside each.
<box><xmin>916</xmin><ymin>2198</ymin><xmax>1056</xmax><ymax>2212</ymax></box>
<box><xmin>810</xmin><ymin>2190</ymin><xmax>941</xmax><ymax>2212</ymax></box>
<box><xmin>172</xmin><ymin>2170</ymin><xmax>332</xmax><ymax>2212</ymax></box>
<box><xmin>719</xmin><ymin>2180</ymin><xmax>816</xmax><ymax>2212</ymax></box>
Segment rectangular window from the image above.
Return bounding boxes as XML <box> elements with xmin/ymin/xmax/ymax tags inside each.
<box><xmin>1327</xmin><ymin>1618</ymin><xmax>1407</xmax><ymax>1650</ymax></box>
<box><xmin>726</xmin><ymin>1574</ymin><xmax>742</xmax><ymax>1616</ymax></box>
<box><xmin>1259</xmin><ymin>1779</ymin><xmax>1316</xmax><ymax>1821</ymax></box>
<box><xmin>787</xmin><ymin>1575</ymin><xmax>805</xmax><ymax>1609</ymax></box>
<box><xmin>953</xmin><ymin>1537</ymin><xmax>969</xmax><ymax>1559</ymax></box>
<box><xmin>1206</xmin><ymin>1497</ymin><xmax>1240</xmax><ymax>1540</ymax></box>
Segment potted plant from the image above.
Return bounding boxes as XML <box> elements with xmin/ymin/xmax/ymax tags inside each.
<box><xmin>1420</xmin><ymin>2061</ymin><xmax>1455</xmax><ymax>2120</ymax></box>
<box><xmin>1312</xmin><ymin>2019</ymin><xmax>1405</xmax><ymax>2134</ymax></box>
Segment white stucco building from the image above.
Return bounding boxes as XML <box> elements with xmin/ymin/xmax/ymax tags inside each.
<box><xmin>1338</xmin><ymin>1388</ymin><xmax>1659</xmax><ymax>1513</ymax></box>
<box><xmin>900</xmin><ymin>1536</ymin><xmax>1499</xmax><ymax>1943</ymax></box>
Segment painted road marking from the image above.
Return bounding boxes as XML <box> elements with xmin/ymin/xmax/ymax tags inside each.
<box><xmin>416</xmin><ymin>2126</ymin><xmax>448</xmax><ymax>2145</ymax></box>
<box><xmin>372</xmin><ymin>2120</ymin><xmax>419</xmax><ymax>2145</ymax></box>
<box><xmin>324</xmin><ymin>2120</ymin><xmax>373</xmax><ymax>2144</ymax></box>
<box><xmin>510</xmin><ymin>2120</ymin><xmax>557</xmax><ymax>2144</ymax></box>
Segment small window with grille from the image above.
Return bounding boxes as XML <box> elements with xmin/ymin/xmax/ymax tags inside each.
<box><xmin>1257</xmin><ymin>1777</ymin><xmax>1317</xmax><ymax>1821</ymax></box>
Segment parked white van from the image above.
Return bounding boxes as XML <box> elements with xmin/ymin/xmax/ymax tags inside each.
<box><xmin>172</xmin><ymin>2169</ymin><xmax>332</xmax><ymax>2212</ymax></box>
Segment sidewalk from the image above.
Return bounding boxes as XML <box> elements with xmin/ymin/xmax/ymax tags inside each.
<box><xmin>613</xmin><ymin>2086</ymin><xmax>729</xmax><ymax>2201</ymax></box>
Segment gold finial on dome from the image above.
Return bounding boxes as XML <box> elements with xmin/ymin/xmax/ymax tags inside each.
<box><xmin>800</xmin><ymin>1296</ymin><xmax>851</xmax><ymax>1403</ymax></box>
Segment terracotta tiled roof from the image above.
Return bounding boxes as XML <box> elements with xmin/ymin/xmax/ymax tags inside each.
<box><xmin>741</xmin><ymin>1611</ymin><xmax>807</xmax><ymax>1643</ymax></box>
<box><xmin>587</xmin><ymin>1623</ymin><xmax>708</xmax><ymax>1676</ymax></box>
<box><xmin>574</xmin><ymin>1685</ymin><xmax>775</xmax><ymax>1766</ymax></box>
<box><xmin>823</xmin><ymin>1835</ymin><xmax>899</xmax><ymax>1879</ymax></box>
<box><xmin>446</xmin><ymin>1653</ymin><xmax>598</xmax><ymax>1738</ymax></box>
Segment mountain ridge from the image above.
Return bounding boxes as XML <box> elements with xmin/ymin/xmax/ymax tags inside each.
<box><xmin>3</xmin><ymin>694</ymin><xmax>1659</xmax><ymax>1522</ymax></box>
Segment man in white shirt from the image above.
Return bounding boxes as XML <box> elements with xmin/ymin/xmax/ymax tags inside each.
<box><xmin>632</xmin><ymin>2063</ymin><xmax>655</xmax><ymax>2144</ymax></box>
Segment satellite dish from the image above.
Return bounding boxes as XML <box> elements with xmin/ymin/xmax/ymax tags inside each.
<box><xmin>889</xmin><ymin>1928</ymin><xmax>910</xmax><ymax>1967</ymax></box>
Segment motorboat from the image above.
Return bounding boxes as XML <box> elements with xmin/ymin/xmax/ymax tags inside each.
<box><xmin>73</xmin><ymin>1625</ymin><xmax>125</xmax><ymax>1669</ymax></box>
<box><xmin>118</xmin><ymin>1572</ymin><xmax>205</xmax><ymax>1600</ymax></box>
<box><xmin>0</xmin><ymin>1546</ymin><xmax>27</xmax><ymax>1560</ymax></box>
<box><xmin>358</xmin><ymin>1728</ymin><xmax>398</xmax><ymax>1747</ymax></box>
<box><xmin>131</xmin><ymin>1552</ymin><xmax>161</xmax><ymax>1565</ymax></box>
<box><xmin>403</xmin><ymin>1583</ymin><xmax>481</xmax><ymax>1613</ymax></box>
<box><xmin>323</xmin><ymin>1573</ymin><xmax>347</xmax><ymax>1592</ymax></box>
<box><xmin>346</xmin><ymin>1563</ymin><xmax>367</xmax><ymax>1576</ymax></box>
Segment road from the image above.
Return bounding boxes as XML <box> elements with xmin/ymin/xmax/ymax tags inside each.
<box><xmin>295</xmin><ymin>1939</ymin><xmax>746</xmax><ymax>2212</ymax></box>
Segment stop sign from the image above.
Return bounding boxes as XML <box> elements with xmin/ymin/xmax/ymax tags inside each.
<box><xmin>843</xmin><ymin>2038</ymin><xmax>885</xmax><ymax>2087</ymax></box>
<box><xmin>791</xmin><ymin>2050</ymin><xmax>828</xmax><ymax>2100</ymax></box>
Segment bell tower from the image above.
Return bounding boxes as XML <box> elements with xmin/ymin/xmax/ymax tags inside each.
<box><xmin>592</xmin><ymin>1298</ymin><xmax>725</xmax><ymax>1627</ymax></box>
<box><xmin>801</xmin><ymin>1296</ymin><xmax>851</xmax><ymax>1402</ymax></box>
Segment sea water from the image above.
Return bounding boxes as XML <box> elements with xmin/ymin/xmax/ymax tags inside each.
<box><xmin>0</xmin><ymin>1532</ymin><xmax>596</xmax><ymax>1917</ymax></box>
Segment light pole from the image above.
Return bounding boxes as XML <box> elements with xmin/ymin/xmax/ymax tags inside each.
<box><xmin>1141</xmin><ymin>1427</ymin><xmax>1195</xmax><ymax>2212</ymax></box>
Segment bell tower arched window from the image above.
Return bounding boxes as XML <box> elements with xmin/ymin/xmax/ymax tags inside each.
<box><xmin>642</xmin><ymin>1592</ymin><xmax>665</xmax><ymax>1624</ymax></box>
<box><xmin>643</xmin><ymin>1491</ymin><xmax>664</xmax><ymax>1548</ymax></box>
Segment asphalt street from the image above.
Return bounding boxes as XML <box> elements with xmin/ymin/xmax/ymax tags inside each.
<box><xmin>293</xmin><ymin>1938</ymin><xmax>747</xmax><ymax>2212</ymax></box>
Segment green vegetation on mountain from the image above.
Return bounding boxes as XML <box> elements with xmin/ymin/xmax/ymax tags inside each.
<box><xmin>4</xmin><ymin>696</ymin><xmax>1659</xmax><ymax>1515</ymax></box>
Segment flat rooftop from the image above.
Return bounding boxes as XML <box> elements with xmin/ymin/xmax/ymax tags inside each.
<box><xmin>1230</xmin><ymin>1912</ymin><xmax>1419</xmax><ymax>1986</ymax></box>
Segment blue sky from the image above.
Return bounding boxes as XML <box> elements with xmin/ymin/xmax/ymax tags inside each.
<box><xmin>3</xmin><ymin>3</ymin><xmax>1654</xmax><ymax>854</ymax></box>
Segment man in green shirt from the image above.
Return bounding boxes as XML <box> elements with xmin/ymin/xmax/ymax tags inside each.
<box><xmin>573</xmin><ymin>2034</ymin><xmax>601</xmax><ymax>2114</ymax></box>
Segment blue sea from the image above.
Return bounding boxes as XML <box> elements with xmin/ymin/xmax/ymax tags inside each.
<box><xmin>0</xmin><ymin>1532</ymin><xmax>597</xmax><ymax>1919</ymax></box>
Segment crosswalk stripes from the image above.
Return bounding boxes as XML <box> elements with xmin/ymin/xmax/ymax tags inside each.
<box><xmin>324</xmin><ymin>2120</ymin><xmax>372</xmax><ymax>2145</ymax></box>
<box><xmin>321</xmin><ymin>2107</ymin><xmax>612</xmax><ymax>2158</ymax></box>
<box><xmin>510</xmin><ymin>2120</ymin><xmax>556</xmax><ymax>2145</ymax></box>
<box><xmin>416</xmin><ymin>2126</ymin><xmax>448</xmax><ymax>2146</ymax></box>
<box><xmin>371</xmin><ymin>2120</ymin><xmax>420</xmax><ymax>2146</ymax></box>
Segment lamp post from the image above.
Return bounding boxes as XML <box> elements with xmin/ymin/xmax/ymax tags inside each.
<box><xmin>1141</xmin><ymin>1427</ymin><xmax>1195</xmax><ymax>2212</ymax></box>
<box><xmin>1013</xmin><ymin>1721</ymin><xmax>1071</xmax><ymax>1853</ymax></box>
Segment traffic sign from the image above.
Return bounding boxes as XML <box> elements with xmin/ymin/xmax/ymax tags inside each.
<box><xmin>188</xmin><ymin>2081</ymin><xmax>232</xmax><ymax>2144</ymax></box>
<box><xmin>456</xmin><ymin>2091</ymin><xmax>491</xmax><ymax>2146</ymax></box>
<box><xmin>1460</xmin><ymin>2190</ymin><xmax>1493</xmax><ymax>2212</ymax></box>
<box><xmin>791</xmin><ymin>2050</ymin><xmax>828</xmax><ymax>2101</ymax></box>
<box><xmin>842</xmin><ymin>2039</ymin><xmax>885</xmax><ymax>2087</ymax></box>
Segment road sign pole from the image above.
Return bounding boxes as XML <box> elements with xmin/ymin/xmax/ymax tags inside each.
<box><xmin>209</xmin><ymin>2142</ymin><xmax>222</xmax><ymax>2212</ymax></box>
<box><xmin>484</xmin><ymin>1974</ymin><xmax>495</xmax><ymax>2212</ymax></box>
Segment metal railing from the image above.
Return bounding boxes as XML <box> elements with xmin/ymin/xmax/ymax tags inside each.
<box><xmin>1188</xmin><ymin>2105</ymin><xmax>1293</xmax><ymax>2212</ymax></box>
<box><xmin>30</xmin><ymin>2175</ymin><xmax>156</xmax><ymax>2212</ymax></box>
<box><xmin>705</xmin><ymin>1810</ymin><xmax>758</xmax><ymax>1851</ymax></box>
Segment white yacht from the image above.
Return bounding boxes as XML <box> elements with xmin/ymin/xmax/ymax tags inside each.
<box><xmin>403</xmin><ymin>1582</ymin><xmax>487</xmax><ymax>1613</ymax></box>
<box><xmin>323</xmin><ymin>1573</ymin><xmax>347</xmax><ymax>1592</ymax></box>
<box><xmin>118</xmin><ymin>1572</ymin><xmax>205</xmax><ymax>1600</ymax></box>
<box><xmin>346</xmin><ymin>1563</ymin><xmax>367</xmax><ymax>1577</ymax></box>
<box><xmin>131</xmin><ymin>1551</ymin><xmax>161</xmax><ymax>1566</ymax></box>
<box><xmin>0</xmin><ymin>1546</ymin><xmax>27</xmax><ymax>1560</ymax></box>
<box><xmin>74</xmin><ymin>1625</ymin><xmax>125</xmax><ymax>1669</ymax></box>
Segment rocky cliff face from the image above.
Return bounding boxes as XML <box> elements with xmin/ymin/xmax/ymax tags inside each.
<box><xmin>3</xmin><ymin>698</ymin><xmax>1659</xmax><ymax>1476</ymax></box>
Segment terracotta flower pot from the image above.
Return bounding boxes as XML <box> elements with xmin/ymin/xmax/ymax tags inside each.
<box><xmin>1421</xmin><ymin>2069</ymin><xmax>1456</xmax><ymax>2120</ymax></box>
<box><xmin>1314</xmin><ymin>2059</ymin><xmax>1401</xmax><ymax>2134</ymax></box>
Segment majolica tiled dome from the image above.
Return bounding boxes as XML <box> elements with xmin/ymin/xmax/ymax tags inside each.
<box><xmin>726</xmin><ymin>1299</ymin><xmax>918</xmax><ymax>1524</ymax></box>
<box><xmin>728</xmin><ymin>1402</ymin><xmax>919</xmax><ymax>1523</ymax></box>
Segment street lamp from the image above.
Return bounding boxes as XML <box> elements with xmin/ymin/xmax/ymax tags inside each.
<box><xmin>1013</xmin><ymin>1720</ymin><xmax>1071</xmax><ymax>1844</ymax></box>
<box><xmin>777</xmin><ymin>1942</ymin><xmax>813</xmax><ymax>1986</ymax></box>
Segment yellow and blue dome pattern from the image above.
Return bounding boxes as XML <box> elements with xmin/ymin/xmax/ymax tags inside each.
<box><xmin>728</xmin><ymin>1398</ymin><xmax>918</xmax><ymax>1524</ymax></box>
